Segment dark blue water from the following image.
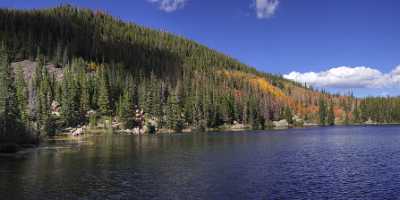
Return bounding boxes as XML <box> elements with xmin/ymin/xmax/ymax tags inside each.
<box><xmin>1</xmin><ymin>126</ymin><xmax>400</xmax><ymax>200</ymax></box>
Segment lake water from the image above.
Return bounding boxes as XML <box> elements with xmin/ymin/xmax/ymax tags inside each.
<box><xmin>1</xmin><ymin>126</ymin><xmax>400</xmax><ymax>200</ymax></box>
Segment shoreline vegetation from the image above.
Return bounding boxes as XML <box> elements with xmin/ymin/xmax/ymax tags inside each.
<box><xmin>2</xmin><ymin>6</ymin><xmax>400</xmax><ymax>153</ymax></box>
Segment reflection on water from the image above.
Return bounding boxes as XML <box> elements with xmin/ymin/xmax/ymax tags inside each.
<box><xmin>1</xmin><ymin>126</ymin><xmax>400</xmax><ymax>199</ymax></box>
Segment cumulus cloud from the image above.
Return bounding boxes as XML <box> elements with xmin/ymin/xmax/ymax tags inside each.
<box><xmin>283</xmin><ymin>65</ymin><xmax>400</xmax><ymax>89</ymax></box>
<box><xmin>148</xmin><ymin>0</ymin><xmax>188</xmax><ymax>12</ymax></box>
<box><xmin>253</xmin><ymin>0</ymin><xmax>280</xmax><ymax>19</ymax></box>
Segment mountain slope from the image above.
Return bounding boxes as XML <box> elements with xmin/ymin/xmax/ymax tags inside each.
<box><xmin>0</xmin><ymin>5</ymin><xmax>375</xmax><ymax>139</ymax></box>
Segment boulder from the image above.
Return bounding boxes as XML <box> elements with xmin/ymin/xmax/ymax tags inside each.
<box><xmin>133</xmin><ymin>127</ymin><xmax>141</xmax><ymax>135</ymax></box>
<box><xmin>72</xmin><ymin>127</ymin><xmax>84</xmax><ymax>136</ymax></box>
<box><xmin>144</xmin><ymin>121</ymin><xmax>157</xmax><ymax>134</ymax></box>
<box><xmin>51</xmin><ymin>101</ymin><xmax>61</xmax><ymax>113</ymax></box>
<box><xmin>303</xmin><ymin>122</ymin><xmax>319</xmax><ymax>127</ymax></box>
<box><xmin>364</xmin><ymin>118</ymin><xmax>377</xmax><ymax>125</ymax></box>
<box><xmin>87</xmin><ymin>110</ymin><xmax>97</xmax><ymax>116</ymax></box>
<box><xmin>112</xmin><ymin>122</ymin><xmax>121</xmax><ymax>129</ymax></box>
<box><xmin>293</xmin><ymin>115</ymin><xmax>303</xmax><ymax>123</ymax></box>
<box><xmin>230</xmin><ymin>123</ymin><xmax>246</xmax><ymax>130</ymax></box>
<box><xmin>273</xmin><ymin>119</ymin><xmax>289</xmax><ymax>129</ymax></box>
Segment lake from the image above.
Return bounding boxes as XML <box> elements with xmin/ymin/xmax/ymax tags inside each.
<box><xmin>1</xmin><ymin>126</ymin><xmax>400</xmax><ymax>200</ymax></box>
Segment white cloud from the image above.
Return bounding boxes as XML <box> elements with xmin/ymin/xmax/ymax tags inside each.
<box><xmin>254</xmin><ymin>0</ymin><xmax>280</xmax><ymax>19</ymax></box>
<box><xmin>148</xmin><ymin>0</ymin><xmax>188</xmax><ymax>12</ymax></box>
<box><xmin>283</xmin><ymin>65</ymin><xmax>400</xmax><ymax>89</ymax></box>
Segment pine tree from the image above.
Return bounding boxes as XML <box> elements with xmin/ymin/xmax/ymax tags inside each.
<box><xmin>283</xmin><ymin>106</ymin><xmax>294</xmax><ymax>124</ymax></box>
<box><xmin>79</xmin><ymin>69</ymin><xmax>90</xmax><ymax>118</ymax></box>
<box><xmin>319</xmin><ymin>97</ymin><xmax>327</xmax><ymax>126</ymax></box>
<box><xmin>193</xmin><ymin>87</ymin><xmax>207</xmax><ymax>131</ymax></box>
<box><xmin>36</xmin><ymin>61</ymin><xmax>54</xmax><ymax>135</ymax></box>
<box><xmin>224</xmin><ymin>93</ymin><xmax>236</xmax><ymax>124</ymax></box>
<box><xmin>61</xmin><ymin>65</ymin><xmax>80</xmax><ymax>127</ymax></box>
<box><xmin>353</xmin><ymin>100</ymin><xmax>361</xmax><ymax>124</ymax></box>
<box><xmin>0</xmin><ymin>44</ymin><xmax>22</xmax><ymax>138</ymax></box>
<box><xmin>248</xmin><ymin>96</ymin><xmax>261</xmax><ymax>129</ymax></box>
<box><xmin>166</xmin><ymin>92</ymin><xmax>183</xmax><ymax>132</ymax></box>
<box><xmin>0</xmin><ymin>47</ymin><xmax>7</xmax><ymax>135</ymax></box>
<box><xmin>0</xmin><ymin>45</ymin><xmax>9</xmax><ymax>136</ymax></box>
<box><xmin>15</xmin><ymin>65</ymin><xmax>28</xmax><ymax>123</ymax></box>
<box><xmin>97</xmin><ymin>66</ymin><xmax>111</xmax><ymax>115</ymax></box>
<box><xmin>118</xmin><ymin>88</ymin><xmax>135</xmax><ymax>129</ymax></box>
<box><xmin>327</xmin><ymin>101</ymin><xmax>335</xmax><ymax>126</ymax></box>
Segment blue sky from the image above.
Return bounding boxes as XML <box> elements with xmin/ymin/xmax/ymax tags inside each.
<box><xmin>1</xmin><ymin>0</ymin><xmax>400</xmax><ymax>96</ymax></box>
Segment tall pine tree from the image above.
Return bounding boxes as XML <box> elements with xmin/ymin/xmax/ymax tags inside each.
<box><xmin>166</xmin><ymin>91</ymin><xmax>184</xmax><ymax>132</ymax></box>
<box><xmin>327</xmin><ymin>101</ymin><xmax>335</xmax><ymax>126</ymax></box>
<box><xmin>319</xmin><ymin>97</ymin><xmax>327</xmax><ymax>126</ymax></box>
<box><xmin>97</xmin><ymin>66</ymin><xmax>111</xmax><ymax>116</ymax></box>
<box><xmin>15</xmin><ymin>65</ymin><xmax>28</xmax><ymax>123</ymax></box>
<box><xmin>0</xmin><ymin>44</ymin><xmax>21</xmax><ymax>139</ymax></box>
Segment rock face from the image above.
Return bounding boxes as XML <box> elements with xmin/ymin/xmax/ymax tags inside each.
<box><xmin>11</xmin><ymin>60</ymin><xmax>65</xmax><ymax>117</ymax></box>
<box><xmin>273</xmin><ymin>119</ymin><xmax>289</xmax><ymax>129</ymax></box>
<box><xmin>11</xmin><ymin>60</ymin><xmax>64</xmax><ymax>81</ymax></box>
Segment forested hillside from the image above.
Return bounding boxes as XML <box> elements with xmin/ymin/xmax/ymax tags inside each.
<box><xmin>0</xmin><ymin>5</ymin><xmax>399</xmax><ymax>146</ymax></box>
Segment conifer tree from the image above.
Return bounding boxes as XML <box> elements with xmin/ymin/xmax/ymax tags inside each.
<box><xmin>79</xmin><ymin>68</ymin><xmax>90</xmax><ymax>118</ymax></box>
<box><xmin>283</xmin><ymin>106</ymin><xmax>294</xmax><ymax>124</ymax></box>
<box><xmin>36</xmin><ymin>61</ymin><xmax>54</xmax><ymax>135</ymax></box>
<box><xmin>248</xmin><ymin>96</ymin><xmax>261</xmax><ymax>129</ymax></box>
<box><xmin>0</xmin><ymin>47</ymin><xmax>8</xmax><ymax>135</ymax></box>
<box><xmin>61</xmin><ymin>65</ymin><xmax>80</xmax><ymax>126</ymax></box>
<box><xmin>117</xmin><ymin>88</ymin><xmax>135</xmax><ymax>129</ymax></box>
<box><xmin>327</xmin><ymin>101</ymin><xmax>335</xmax><ymax>126</ymax></box>
<box><xmin>15</xmin><ymin>65</ymin><xmax>28</xmax><ymax>123</ymax></box>
<box><xmin>0</xmin><ymin>46</ymin><xmax>22</xmax><ymax>138</ymax></box>
<box><xmin>353</xmin><ymin>100</ymin><xmax>361</xmax><ymax>124</ymax></box>
<box><xmin>166</xmin><ymin>92</ymin><xmax>183</xmax><ymax>132</ymax></box>
<box><xmin>224</xmin><ymin>93</ymin><xmax>236</xmax><ymax>124</ymax></box>
<box><xmin>319</xmin><ymin>97</ymin><xmax>327</xmax><ymax>126</ymax></box>
<box><xmin>97</xmin><ymin>66</ymin><xmax>111</xmax><ymax>115</ymax></box>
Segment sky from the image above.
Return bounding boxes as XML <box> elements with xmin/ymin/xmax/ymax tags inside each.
<box><xmin>1</xmin><ymin>0</ymin><xmax>400</xmax><ymax>97</ymax></box>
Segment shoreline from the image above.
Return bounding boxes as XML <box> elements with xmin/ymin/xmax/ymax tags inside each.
<box><xmin>2</xmin><ymin>123</ymin><xmax>400</xmax><ymax>155</ymax></box>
